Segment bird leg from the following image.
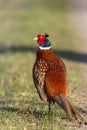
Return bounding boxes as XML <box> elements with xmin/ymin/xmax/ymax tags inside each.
<box><xmin>48</xmin><ymin>102</ymin><xmax>51</xmax><ymax>113</ymax></box>
<box><xmin>48</xmin><ymin>100</ymin><xmax>55</xmax><ymax>114</ymax></box>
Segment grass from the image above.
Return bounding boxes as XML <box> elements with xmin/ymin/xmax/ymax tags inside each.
<box><xmin>0</xmin><ymin>0</ymin><xmax>87</xmax><ymax>130</ymax></box>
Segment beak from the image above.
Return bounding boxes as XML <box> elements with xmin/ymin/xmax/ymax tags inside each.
<box><xmin>34</xmin><ymin>37</ymin><xmax>38</xmax><ymax>40</ymax></box>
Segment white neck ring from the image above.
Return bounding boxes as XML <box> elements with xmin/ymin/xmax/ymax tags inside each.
<box><xmin>39</xmin><ymin>46</ymin><xmax>52</xmax><ymax>50</ymax></box>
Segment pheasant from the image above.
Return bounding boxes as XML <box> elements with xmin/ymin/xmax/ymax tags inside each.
<box><xmin>33</xmin><ymin>33</ymin><xmax>84</xmax><ymax>121</ymax></box>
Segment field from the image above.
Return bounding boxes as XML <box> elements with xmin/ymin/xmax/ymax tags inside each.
<box><xmin>0</xmin><ymin>0</ymin><xmax>87</xmax><ymax>130</ymax></box>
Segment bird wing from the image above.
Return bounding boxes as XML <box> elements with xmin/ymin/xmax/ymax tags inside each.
<box><xmin>45</xmin><ymin>64</ymin><xmax>68</xmax><ymax>98</ymax></box>
<box><xmin>33</xmin><ymin>60</ymin><xmax>48</xmax><ymax>102</ymax></box>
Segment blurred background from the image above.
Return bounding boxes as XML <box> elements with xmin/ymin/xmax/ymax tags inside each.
<box><xmin>0</xmin><ymin>0</ymin><xmax>87</xmax><ymax>130</ymax></box>
<box><xmin>0</xmin><ymin>0</ymin><xmax>69</xmax><ymax>45</ymax></box>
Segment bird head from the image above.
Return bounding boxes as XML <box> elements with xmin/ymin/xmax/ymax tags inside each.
<box><xmin>34</xmin><ymin>33</ymin><xmax>49</xmax><ymax>44</ymax></box>
<box><xmin>34</xmin><ymin>33</ymin><xmax>52</xmax><ymax>50</ymax></box>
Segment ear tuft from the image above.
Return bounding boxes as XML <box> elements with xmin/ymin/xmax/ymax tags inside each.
<box><xmin>45</xmin><ymin>33</ymin><xmax>49</xmax><ymax>38</ymax></box>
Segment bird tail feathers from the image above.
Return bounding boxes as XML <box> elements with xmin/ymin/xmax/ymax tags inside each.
<box><xmin>53</xmin><ymin>93</ymin><xmax>85</xmax><ymax>121</ymax></box>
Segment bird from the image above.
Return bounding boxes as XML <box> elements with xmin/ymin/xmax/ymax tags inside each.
<box><xmin>32</xmin><ymin>33</ymin><xmax>84</xmax><ymax>121</ymax></box>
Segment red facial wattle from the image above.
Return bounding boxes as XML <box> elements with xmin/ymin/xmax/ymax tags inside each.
<box><xmin>37</xmin><ymin>34</ymin><xmax>45</xmax><ymax>45</ymax></box>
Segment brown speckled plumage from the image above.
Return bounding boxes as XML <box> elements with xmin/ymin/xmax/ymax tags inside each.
<box><xmin>33</xmin><ymin>48</ymin><xmax>68</xmax><ymax>100</ymax></box>
<box><xmin>33</xmin><ymin>34</ymin><xmax>85</xmax><ymax>122</ymax></box>
<box><xmin>33</xmin><ymin>57</ymin><xmax>48</xmax><ymax>102</ymax></box>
